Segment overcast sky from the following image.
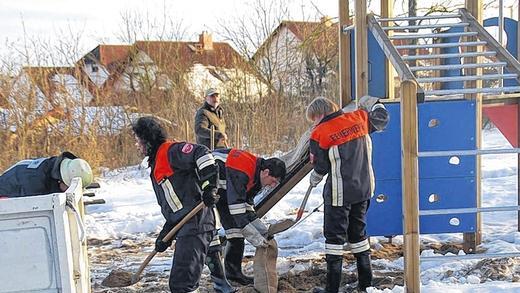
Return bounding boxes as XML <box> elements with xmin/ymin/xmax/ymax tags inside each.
<box><xmin>0</xmin><ymin>1</ymin><xmax>337</xmax><ymax>52</ymax></box>
<box><xmin>0</xmin><ymin>0</ymin><xmax>516</xmax><ymax>67</ymax></box>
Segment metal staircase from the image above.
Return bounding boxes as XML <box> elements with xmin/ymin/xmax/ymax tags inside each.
<box><xmin>368</xmin><ymin>8</ymin><xmax>520</xmax><ymax>100</ymax></box>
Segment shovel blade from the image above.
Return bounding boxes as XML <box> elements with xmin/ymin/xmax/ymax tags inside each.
<box><xmin>268</xmin><ymin>219</ymin><xmax>296</xmax><ymax>236</ymax></box>
<box><xmin>101</xmin><ymin>269</ymin><xmax>137</xmax><ymax>287</ymax></box>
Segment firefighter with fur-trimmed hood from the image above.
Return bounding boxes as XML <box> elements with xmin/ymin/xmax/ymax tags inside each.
<box><xmin>132</xmin><ymin>116</ymin><xmax>220</xmax><ymax>293</ymax></box>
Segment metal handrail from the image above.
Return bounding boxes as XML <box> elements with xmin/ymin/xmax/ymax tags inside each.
<box><xmin>367</xmin><ymin>13</ymin><xmax>425</xmax><ymax>102</ymax></box>
<box><xmin>460</xmin><ymin>8</ymin><xmax>520</xmax><ymax>83</ymax></box>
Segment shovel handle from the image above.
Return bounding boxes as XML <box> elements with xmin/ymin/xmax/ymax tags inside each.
<box><xmin>133</xmin><ymin>202</ymin><xmax>205</xmax><ymax>281</ymax></box>
<box><xmin>295</xmin><ymin>185</ymin><xmax>313</xmax><ymax>222</ymax></box>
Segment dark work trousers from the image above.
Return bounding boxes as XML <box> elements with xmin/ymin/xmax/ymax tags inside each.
<box><xmin>169</xmin><ymin>231</ymin><xmax>213</xmax><ymax>293</ymax></box>
<box><xmin>323</xmin><ymin>200</ymin><xmax>370</xmax><ymax>254</ymax></box>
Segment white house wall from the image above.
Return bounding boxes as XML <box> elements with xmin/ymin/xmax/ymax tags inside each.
<box><xmin>256</xmin><ymin>26</ymin><xmax>314</xmax><ymax>95</ymax></box>
<box><xmin>9</xmin><ymin>72</ymin><xmax>49</xmax><ymax>115</ymax></box>
<box><xmin>185</xmin><ymin>64</ymin><xmax>222</xmax><ymax>98</ymax></box>
<box><xmin>52</xmin><ymin>74</ymin><xmax>94</xmax><ymax>106</ymax></box>
<box><xmin>82</xmin><ymin>63</ymin><xmax>109</xmax><ymax>87</ymax></box>
<box><xmin>113</xmin><ymin>51</ymin><xmax>160</xmax><ymax>92</ymax></box>
<box><xmin>186</xmin><ymin>64</ymin><xmax>266</xmax><ymax>102</ymax></box>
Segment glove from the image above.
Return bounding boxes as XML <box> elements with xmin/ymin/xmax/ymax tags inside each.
<box><xmin>155</xmin><ymin>222</ymin><xmax>174</xmax><ymax>252</ymax></box>
<box><xmin>241</xmin><ymin>220</ymin><xmax>269</xmax><ymax>248</ymax></box>
<box><xmin>155</xmin><ymin>238</ymin><xmax>171</xmax><ymax>252</ymax></box>
<box><xmin>358</xmin><ymin>95</ymin><xmax>381</xmax><ymax>112</ymax></box>
<box><xmin>202</xmin><ymin>186</ymin><xmax>219</xmax><ymax>207</ymax></box>
<box><xmin>309</xmin><ymin>170</ymin><xmax>324</xmax><ymax>187</ymax></box>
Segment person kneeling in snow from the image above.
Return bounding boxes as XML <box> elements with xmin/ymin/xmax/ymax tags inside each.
<box><xmin>132</xmin><ymin>116</ymin><xmax>220</xmax><ymax>293</ymax></box>
<box><xmin>307</xmin><ymin>96</ymin><xmax>389</xmax><ymax>293</ymax></box>
<box><xmin>0</xmin><ymin>151</ymin><xmax>93</xmax><ymax>198</ymax></box>
<box><xmin>211</xmin><ymin>148</ymin><xmax>286</xmax><ymax>285</ymax></box>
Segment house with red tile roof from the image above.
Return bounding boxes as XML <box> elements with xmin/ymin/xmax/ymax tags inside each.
<box><xmin>9</xmin><ymin>66</ymin><xmax>94</xmax><ymax>114</ymax></box>
<box><xmin>103</xmin><ymin>32</ymin><xmax>266</xmax><ymax>103</ymax></box>
<box><xmin>253</xmin><ymin>17</ymin><xmax>338</xmax><ymax>97</ymax></box>
<box><xmin>78</xmin><ymin>45</ymin><xmax>132</xmax><ymax>88</ymax></box>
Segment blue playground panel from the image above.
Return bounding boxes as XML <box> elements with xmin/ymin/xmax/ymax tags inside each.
<box><xmin>347</xmin><ymin>28</ymin><xmax>387</xmax><ymax>98</ymax></box>
<box><xmin>367</xmin><ymin>100</ymin><xmax>477</xmax><ymax>236</ymax></box>
<box><xmin>348</xmin><ymin>27</ymin><xmax>479</xmax><ymax>236</ymax></box>
<box><xmin>441</xmin><ymin>17</ymin><xmax>520</xmax><ymax>89</ymax></box>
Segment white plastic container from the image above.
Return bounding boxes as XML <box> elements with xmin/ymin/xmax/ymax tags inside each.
<box><xmin>0</xmin><ymin>178</ymin><xmax>90</xmax><ymax>293</ymax></box>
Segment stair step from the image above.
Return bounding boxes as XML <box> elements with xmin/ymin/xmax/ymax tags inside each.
<box><xmin>410</xmin><ymin>62</ymin><xmax>507</xmax><ymax>71</ymax></box>
<box><xmin>417</xmin><ymin>73</ymin><xmax>517</xmax><ymax>83</ymax></box>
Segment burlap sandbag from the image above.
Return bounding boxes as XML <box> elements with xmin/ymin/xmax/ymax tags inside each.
<box><xmin>253</xmin><ymin>238</ymin><xmax>278</xmax><ymax>293</ymax></box>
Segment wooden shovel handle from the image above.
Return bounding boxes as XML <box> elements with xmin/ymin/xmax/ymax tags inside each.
<box><xmin>133</xmin><ymin>202</ymin><xmax>205</xmax><ymax>281</ymax></box>
<box><xmin>295</xmin><ymin>185</ymin><xmax>313</xmax><ymax>222</ymax></box>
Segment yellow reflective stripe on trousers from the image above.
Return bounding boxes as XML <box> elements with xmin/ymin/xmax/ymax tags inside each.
<box><xmin>225</xmin><ymin>228</ymin><xmax>244</xmax><ymax>239</ymax></box>
<box><xmin>349</xmin><ymin>239</ymin><xmax>370</xmax><ymax>253</ymax></box>
<box><xmin>325</xmin><ymin>243</ymin><xmax>344</xmax><ymax>255</ymax></box>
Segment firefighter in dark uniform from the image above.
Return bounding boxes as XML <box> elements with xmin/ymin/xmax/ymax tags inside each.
<box><xmin>211</xmin><ymin>148</ymin><xmax>286</xmax><ymax>284</ymax></box>
<box><xmin>0</xmin><ymin>151</ymin><xmax>93</xmax><ymax>198</ymax></box>
<box><xmin>307</xmin><ymin>96</ymin><xmax>389</xmax><ymax>293</ymax></box>
<box><xmin>132</xmin><ymin>117</ymin><xmax>220</xmax><ymax>293</ymax></box>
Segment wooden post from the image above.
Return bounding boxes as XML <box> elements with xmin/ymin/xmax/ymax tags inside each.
<box><xmin>339</xmin><ymin>0</ymin><xmax>351</xmax><ymax>107</ymax></box>
<box><xmin>382</xmin><ymin>0</ymin><xmax>394</xmax><ymax>99</ymax></box>
<box><xmin>401</xmin><ymin>80</ymin><xmax>420</xmax><ymax>293</ymax></box>
<box><xmin>355</xmin><ymin>0</ymin><xmax>368</xmax><ymax>100</ymax></box>
<box><xmin>210</xmin><ymin>125</ymin><xmax>215</xmax><ymax>150</ymax></box>
<box><xmin>463</xmin><ymin>0</ymin><xmax>483</xmax><ymax>253</ymax></box>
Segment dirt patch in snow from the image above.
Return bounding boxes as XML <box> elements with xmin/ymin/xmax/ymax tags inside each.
<box><xmin>89</xmin><ymin>237</ymin><xmax>518</xmax><ymax>292</ymax></box>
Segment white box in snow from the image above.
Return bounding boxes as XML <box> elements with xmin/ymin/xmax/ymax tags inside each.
<box><xmin>0</xmin><ymin>178</ymin><xmax>90</xmax><ymax>293</ymax></box>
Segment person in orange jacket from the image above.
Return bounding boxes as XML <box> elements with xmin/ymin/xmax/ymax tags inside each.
<box><xmin>307</xmin><ymin>96</ymin><xmax>389</xmax><ymax>293</ymax></box>
<box><xmin>132</xmin><ymin>116</ymin><xmax>220</xmax><ymax>293</ymax></box>
<box><xmin>211</xmin><ymin>148</ymin><xmax>286</xmax><ymax>285</ymax></box>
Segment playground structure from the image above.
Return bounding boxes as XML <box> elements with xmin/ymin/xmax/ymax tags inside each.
<box><xmin>256</xmin><ymin>1</ymin><xmax>520</xmax><ymax>292</ymax></box>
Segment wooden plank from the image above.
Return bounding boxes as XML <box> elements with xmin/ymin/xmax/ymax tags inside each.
<box><xmin>256</xmin><ymin>161</ymin><xmax>313</xmax><ymax>218</ymax></box>
<box><xmin>401</xmin><ymin>80</ymin><xmax>420</xmax><ymax>293</ymax></box>
<box><xmin>339</xmin><ymin>0</ymin><xmax>351</xmax><ymax>107</ymax></box>
<box><xmin>355</xmin><ymin>0</ymin><xmax>368</xmax><ymax>98</ymax></box>
<box><xmin>461</xmin><ymin>3</ymin><xmax>483</xmax><ymax>252</ymax></box>
<box><xmin>382</xmin><ymin>0</ymin><xmax>395</xmax><ymax>99</ymax></box>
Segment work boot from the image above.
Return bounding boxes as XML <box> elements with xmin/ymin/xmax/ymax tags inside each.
<box><xmin>313</xmin><ymin>254</ymin><xmax>343</xmax><ymax>293</ymax></box>
<box><xmin>355</xmin><ymin>250</ymin><xmax>373</xmax><ymax>291</ymax></box>
<box><xmin>206</xmin><ymin>251</ymin><xmax>236</xmax><ymax>293</ymax></box>
<box><xmin>224</xmin><ymin>238</ymin><xmax>254</xmax><ymax>285</ymax></box>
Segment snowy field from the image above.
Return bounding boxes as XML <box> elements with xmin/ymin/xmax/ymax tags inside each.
<box><xmin>86</xmin><ymin>126</ymin><xmax>520</xmax><ymax>292</ymax></box>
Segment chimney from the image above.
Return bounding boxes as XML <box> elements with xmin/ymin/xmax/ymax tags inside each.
<box><xmin>320</xmin><ymin>16</ymin><xmax>334</xmax><ymax>27</ymax></box>
<box><xmin>199</xmin><ymin>31</ymin><xmax>213</xmax><ymax>51</ymax></box>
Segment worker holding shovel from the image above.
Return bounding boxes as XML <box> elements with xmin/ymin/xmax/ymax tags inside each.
<box><xmin>306</xmin><ymin>96</ymin><xmax>389</xmax><ymax>293</ymax></box>
<box><xmin>211</xmin><ymin>148</ymin><xmax>286</xmax><ymax>291</ymax></box>
<box><xmin>132</xmin><ymin>116</ymin><xmax>220</xmax><ymax>293</ymax></box>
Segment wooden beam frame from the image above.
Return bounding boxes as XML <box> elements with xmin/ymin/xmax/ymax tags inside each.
<box><xmin>401</xmin><ymin>79</ymin><xmax>421</xmax><ymax>293</ymax></box>
<box><xmin>339</xmin><ymin>0</ymin><xmax>351</xmax><ymax>107</ymax></box>
<box><xmin>382</xmin><ymin>0</ymin><xmax>394</xmax><ymax>99</ymax></box>
<box><xmin>355</xmin><ymin>0</ymin><xmax>368</xmax><ymax>98</ymax></box>
<box><xmin>461</xmin><ymin>3</ymin><xmax>483</xmax><ymax>252</ymax></box>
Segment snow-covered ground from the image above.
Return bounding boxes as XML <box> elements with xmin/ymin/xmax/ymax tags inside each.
<box><xmin>86</xmin><ymin>126</ymin><xmax>520</xmax><ymax>292</ymax></box>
